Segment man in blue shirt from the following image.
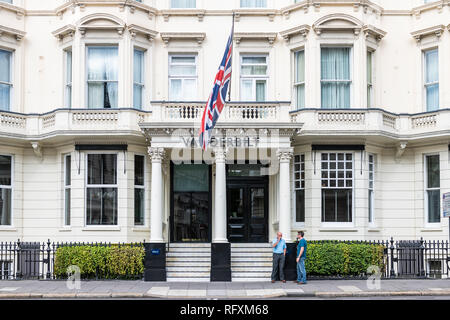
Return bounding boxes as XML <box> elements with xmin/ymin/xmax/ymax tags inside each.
<box><xmin>271</xmin><ymin>232</ymin><xmax>287</xmax><ymax>283</ymax></box>
<box><xmin>296</xmin><ymin>231</ymin><xmax>307</xmax><ymax>284</ymax></box>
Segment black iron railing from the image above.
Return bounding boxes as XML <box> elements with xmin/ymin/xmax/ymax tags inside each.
<box><xmin>0</xmin><ymin>238</ymin><xmax>448</xmax><ymax>280</ymax></box>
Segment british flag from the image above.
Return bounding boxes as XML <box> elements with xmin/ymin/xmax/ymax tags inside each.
<box><xmin>199</xmin><ymin>26</ymin><xmax>234</xmax><ymax>150</ymax></box>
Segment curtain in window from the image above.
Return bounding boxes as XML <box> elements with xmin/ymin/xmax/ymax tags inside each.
<box><xmin>241</xmin><ymin>80</ymin><xmax>253</xmax><ymax>101</ymax></box>
<box><xmin>133</xmin><ymin>50</ymin><xmax>144</xmax><ymax>109</ymax></box>
<box><xmin>240</xmin><ymin>0</ymin><xmax>266</xmax><ymax>7</ymax></box>
<box><xmin>425</xmin><ymin>50</ymin><xmax>439</xmax><ymax>111</ymax></box>
<box><xmin>255</xmin><ymin>80</ymin><xmax>266</xmax><ymax>102</ymax></box>
<box><xmin>295</xmin><ymin>51</ymin><xmax>305</xmax><ymax>109</ymax></box>
<box><xmin>0</xmin><ymin>50</ymin><xmax>11</xmax><ymax>111</ymax></box>
<box><xmin>0</xmin><ymin>189</ymin><xmax>11</xmax><ymax>226</ymax></box>
<box><xmin>171</xmin><ymin>0</ymin><xmax>196</xmax><ymax>8</ymax></box>
<box><xmin>321</xmin><ymin>48</ymin><xmax>350</xmax><ymax>109</ymax></box>
<box><xmin>87</xmin><ymin>47</ymin><xmax>118</xmax><ymax>108</ymax></box>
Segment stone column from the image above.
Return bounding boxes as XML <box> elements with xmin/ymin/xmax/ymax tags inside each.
<box><xmin>148</xmin><ymin>147</ymin><xmax>165</xmax><ymax>243</ymax></box>
<box><xmin>213</xmin><ymin>148</ymin><xmax>228</xmax><ymax>243</ymax></box>
<box><xmin>277</xmin><ymin>148</ymin><xmax>294</xmax><ymax>242</ymax></box>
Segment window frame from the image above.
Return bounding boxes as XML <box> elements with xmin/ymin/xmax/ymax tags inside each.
<box><xmin>320</xmin><ymin>45</ymin><xmax>352</xmax><ymax>109</ymax></box>
<box><xmin>64</xmin><ymin>48</ymin><xmax>72</xmax><ymax>108</ymax></box>
<box><xmin>320</xmin><ymin>151</ymin><xmax>354</xmax><ymax>227</ymax></box>
<box><xmin>424</xmin><ymin>153</ymin><xmax>441</xmax><ymax>227</ymax></box>
<box><xmin>240</xmin><ymin>0</ymin><xmax>267</xmax><ymax>8</ymax></box>
<box><xmin>293</xmin><ymin>49</ymin><xmax>305</xmax><ymax>110</ymax></box>
<box><xmin>423</xmin><ymin>48</ymin><xmax>439</xmax><ymax>112</ymax></box>
<box><xmin>84</xmin><ymin>152</ymin><xmax>119</xmax><ymax>226</ymax></box>
<box><xmin>170</xmin><ymin>0</ymin><xmax>196</xmax><ymax>8</ymax></box>
<box><xmin>367</xmin><ymin>50</ymin><xmax>373</xmax><ymax>108</ymax></box>
<box><xmin>168</xmin><ymin>54</ymin><xmax>198</xmax><ymax>101</ymax></box>
<box><xmin>63</xmin><ymin>154</ymin><xmax>71</xmax><ymax>226</ymax></box>
<box><xmin>0</xmin><ymin>154</ymin><xmax>13</xmax><ymax>227</ymax></box>
<box><xmin>240</xmin><ymin>53</ymin><xmax>269</xmax><ymax>102</ymax></box>
<box><xmin>293</xmin><ymin>153</ymin><xmax>305</xmax><ymax>228</ymax></box>
<box><xmin>0</xmin><ymin>48</ymin><xmax>13</xmax><ymax>111</ymax></box>
<box><xmin>133</xmin><ymin>48</ymin><xmax>145</xmax><ymax>110</ymax></box>
<box><xmin>368</xmin><ymin>153</ymin><xmax>376</xmax><ymax>225</ymax></box>
<box><xmin>134</xmin><ymin>154</ymin><xmax>146</xmax><ymax>227</ymax></box>
<box><xmin>85</xmin><ymin>45</ymin><xmax>119</xmax><ymax>109</ymax></box>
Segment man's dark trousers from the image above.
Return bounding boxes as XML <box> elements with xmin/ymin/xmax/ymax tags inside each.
<box><xmin>271</xmin><ymin>253</ymin><xmax>285</xmax><ymax>281</ymax></box>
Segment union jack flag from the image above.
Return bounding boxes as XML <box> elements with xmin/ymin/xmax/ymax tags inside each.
<box><xmin>199</xmin><ymin>25</ymin><xmax>234</xmax><ymax>150</ymax></box>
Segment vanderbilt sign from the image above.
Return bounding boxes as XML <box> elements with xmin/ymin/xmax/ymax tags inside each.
<box><xmin>182</xmin><ymin>136</ymin><xmax>260</xmax><ymax>148</ymax></box>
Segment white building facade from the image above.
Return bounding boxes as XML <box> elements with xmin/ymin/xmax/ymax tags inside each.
<box><xmin>0</xmin><ymin>0</ymin><xmax>449</xmax><ymax>245</ymax></box>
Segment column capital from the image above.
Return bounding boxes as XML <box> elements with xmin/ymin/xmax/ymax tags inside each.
<box><xmin>148</xmin><ymin>147</ymin><xmax>165</xmax><ymax>162</ymax></box>
<box><xmin>277</xmin><ymin>148</ymin><xmax>294</xmax><ymax>162</ymax></box>
<box><xmin>213</xmin><ymin>148</ymin><xmax>228</xmax><ymax>162</ymax></box>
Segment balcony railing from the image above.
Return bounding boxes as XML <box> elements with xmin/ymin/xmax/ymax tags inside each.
<box><xmin>289</xmin><ymin>108</ymin><xmax>450</xmax><ymax>137</ymax></box>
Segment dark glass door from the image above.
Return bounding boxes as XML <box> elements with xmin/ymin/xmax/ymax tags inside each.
<box><xmin>227</xmin><ymin>183</ymin><xmax>268</xmax><ymax>243</ymax></box>
<box><xmin>171</xmin><ymin>163</ymin><xmax>211</xmax><ymax>243</ymax></box>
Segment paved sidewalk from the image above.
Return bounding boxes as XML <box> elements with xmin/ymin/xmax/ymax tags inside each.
<box><xmin>0</xmin><ymin>280</ymin><xmax>449</xmax><ymax>299</ymax></box>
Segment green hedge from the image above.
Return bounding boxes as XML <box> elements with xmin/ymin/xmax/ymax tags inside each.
<box><xmin>53</xmin><ymin>245</ymin><xmax>144</xmax><ymax>279</ymax></box>
<box><xmin>304</xmin><ymin>242</ymin><xmax>385</xmax><ymax>277</ymax></box>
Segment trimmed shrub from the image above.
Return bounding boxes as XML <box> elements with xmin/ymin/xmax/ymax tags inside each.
<box><xmin>54</xmin><ymin>245</ymin><xmax>144</xmax><ymax>279</ymax></box>
<box><xmin>304</xmin><ymin>241</ymin><xmax>385</xmax><ymax>277</ymax></box>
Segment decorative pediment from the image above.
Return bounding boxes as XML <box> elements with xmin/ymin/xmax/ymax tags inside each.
<box><xmin>233</xmin><ymin>9</ymin><xmax>277</xmax><ymax>22</ymax></box>
<box><xmin>234</xmin><ymin>32</ymin><xmax>277</xmax><ymax>45</ymax></box>
<box><xmin>128</xmin><ymin>24</ymin><xmax>158</xmax><ymax>42</ymax></box>
<box><xmin>362</xmin><ymin>25</ymin><xmax>386</xmax><ymax>42</ymax></box>
<box><xmin>77</xmin><ymin>13</ymin><xmax>126</xmax><ymax>36</ymax></box>
<box><xmin>0</xmin><ymin>24</ymin><xmax>26</xmax><ymax>41</ymax></box>
<box><xmin>160</xmin><ymin>9</ymin><xmax>206</xmax><ymax>22</ymax></box>
<box><xmin>52</xmin><ymin>25</ymin><xmax>76</xmax><ymax>41</ymax></box>
<box><xmin>280</xmin><ymin>25</ymin><xmax>311</xmax><ymax>43</ymax></box>
<box><xmin>312</xmin><ymin>14</ymin><xmax>363</xmax><ymax>36</ymax></box>
<box><xmin>411</xmin><ymin>25</ymin><xmax>445</xmax><ymax>44</ymax></box>
<box><xmin>160</xmin><ymin>32</ymin><xmax>206</xmax><ymax>46</ymax></box>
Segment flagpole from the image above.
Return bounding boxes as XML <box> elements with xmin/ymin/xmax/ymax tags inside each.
<box><xmin>227</xmin><ymin>12</ymin><xmax>235</xmax><ymax>103</ymax></box>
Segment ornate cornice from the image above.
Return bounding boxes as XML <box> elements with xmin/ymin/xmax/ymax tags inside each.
<box><xmin>160</xmin><ymin>9</ymin><xmax>206</xmax><ymax>22</ymax></box>
<box><xmin>128</xmin><ymin>24</ymin><xmax>158</xmax><ymax>41</ymax></box>
<box><xmin>0</xmin><ymin>24</ymin><xmax>26</xmax><ymax>41</ymax></box>
<box><xmin>411</xmin><ymin>25</ymin><xmax>445</xmax><ymax>44</ymax></box>
<box><xmin>52</xmin><ymin>24</ymin><xmax>76</xmax><ymax>41</ymax></box>
<box><xmin>362</xmin><ymin>25</ymin><xmax>387</xmax><ymax>42</ymax></box>
<box><xmin>234</xmin><ymin>32</ymin><xmax>277</xmax><ymax>45</ymax></box>
<box><xmin>148</xmin><ymin>147</ymin><xmax>165</xmax><ymax>162</ymax></box>
<box><xmin>160</xmin><ymin>32</ymin><xmax>206</xmax><ymax>46</ymax></box>
<box><xmin>280</xmin><ymin>25</ymin><xmax>311</xmax><ymax>43</ymax></box>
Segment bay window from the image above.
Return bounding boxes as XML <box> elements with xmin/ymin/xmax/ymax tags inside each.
<box><xmin>294</xmin><ymin>154</ymin><xmax>305</xmax><ymax>224</ymax></box>
<box><xmin>65</xmin><ymin>49</ymin><xmax>72</xmax><ymax>108</ymax></box>
<box><xmin>321</xmin><ymin>47</ymin><xmax>351</xmax><ymax>109</ymax></box>
<box><xmin>87</xmin><ymin>46</ymin><xmax>118</xmax><ymax>108</ymax></box>
<box><xmin>294</xmin><ymin>50</ymin><xmax>305</xmax><ymax>109</ymax></box>
<box><xmin>86</xmin><ymin>154</ymin><xmax>118</xmax><ymax>225</ymax></box>
<box><xmin>134</xmin><ymin>155</ymin><xmax>145</xmax><ymax>226</ymax></box>
<box><xmin>424</xmin><ymin>49</ymin><xmax>439</xmax><ymax>111</ymax></box>
<box><xmin>425</xmin><ymin>154</ymin><xmax>440</xmax><ymax>224</ymax></box>
<box><xmin>0</xmin><ymin>155</ymin><xmax>12</xmax><ymax>226</ymax></box>
<box><xmin>133</xmin><ymin>49</ymin><xmax>145</xmax><ymax>109</ymax></box>
<box><xmin>64</xmin><ymin>154</ymin><xmax>71</xmax><ymax>226</ymax></box>
<box><xmin>240</xmin><ymin>55</ymin><xmax>268</xmax><ymax>102</ymax></box>
<box><xmin>0</xmin><ymin>49</ymin><xmax>12</xmax><ymax>111</ymax></box>
<box><xmin>321</xmin><ymin>153</ymin><xmax>353</xmax><ymax>223</ymax></box>
<box><xmin>240</xmin><ymin>0</ymin><xmax>266</xmax><ymax>7</ymax></box>
<box><xmin>169</xmin><ymin>55</ymin><xmax>197</xmax><ymax>101</ymax></box>
<box><xmin>171</xmin><ymin>0</ymin><xmax>196</xmax><ymax>8</ymax></box>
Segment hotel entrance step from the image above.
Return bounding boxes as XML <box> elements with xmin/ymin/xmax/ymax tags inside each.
<box><xmin>166</xmin><ymin>243</ymin><xmax>211</xmax><ymax>282</ymax></box>
<box><xmin>231</xmin><ymin>243</ymin><xmax>273</xmax><ymax>282</ymax></box>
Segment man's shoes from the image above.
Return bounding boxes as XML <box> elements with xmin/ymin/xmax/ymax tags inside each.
<box><xmin>271</xmin><ymin>280</ymin><xmax>275</xmax><ymax>283</ymax></box>
<box><xmin>282</xmin><ymin>280</ymin><xmax>286</xmax><ymax>283</ymax></box>
<box><xmin>298</xmin><ymin>282</ymin><xmax>307</xmax><ymax>285</ymax></box>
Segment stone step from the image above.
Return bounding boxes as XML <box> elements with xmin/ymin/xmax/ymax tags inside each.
<box><xmin>231</xmin><ymin>267</ymin><xmax>272</xmax><ymax>272</ymax></box>
<box><xmin>232</xmin><ymin>272</ymin><xmax>272</xmax><ymax>278</ymax></box>
<box><xmin>231</xmin><ymin>243</ymin><xmax>272</xmax><ymax>248</ymax></box>
<box><xmin>231</xmin><ymin>247</ymin><xmax>273</xmax><ymax>252</ymax></box>
<box><xmin>167</xmin><ymin>248</ymin><xmax>211</xmax><ymax>253</ymax></box>
<box><xmin>167</xmin><ymin>266</ymin><xmax>210</xmax><ymax>272</ymax></box>
<box><xmin>167</xmin><ymin>277</ymin><xmax>210</xmax><ymax>282</ymax></box>
<box><xmin>232</xmin><ymin>278</ymin><xmax>271</xmax><ymax>282</ymax></box>
<box><xmin>166</xmin><ymin>261</ymin><xmax>211</xmax><ymax>267</ymax></box>
<box><xmin>166</xmin><ymin>257</ymin><xmax>211</xmax><ymax>262</ymax></box>
<box><xmin>167</xmin><ymin>271</ymin><xmax>210</xmax><ymax>277</ymax></box>
<box><xmin>231</xmin><ymin>253</ymin><xmax>273</xmax><ymax>257</ymax></box>
<box><xmin>167</xmin><ymin>243</ymin><xmax>211</xmax><ymax>248</ymax></box>
<box><xmin>167</xmin><ymin>252</ymin><xmax>211</xmax><ymax>257</ymax></box>
<box><xmin>231</xmin><ymin>262</ymin><xmax>273</xmax><ymax>267</ymax></box>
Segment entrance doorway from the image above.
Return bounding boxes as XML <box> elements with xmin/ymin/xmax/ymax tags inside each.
<box><xmin>170</xmin><ymin>163</ymin><xmax>211</xmax><ymax>243</ymax></box>
<box><xmin>227</xmin><ymin>164</ymin><xmax>268</xmax><ymax>243</ymax></box>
